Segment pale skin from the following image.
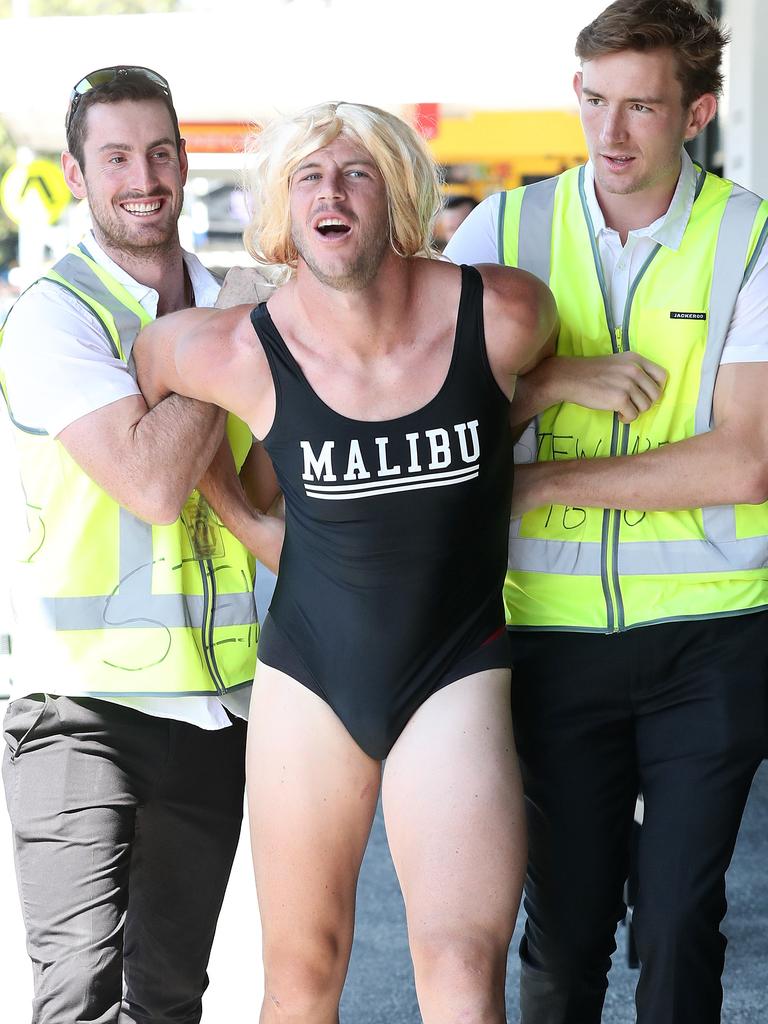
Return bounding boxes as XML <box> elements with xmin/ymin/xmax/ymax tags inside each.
<box><xmin>133</xmin><ymin>133</ymin><xmax>557</xmax><ymax>1024</ymax></box>
<box><xmin>510</xmin><ymin>48</ymin><xmax>768</xmax><ymax>517</ymax></box>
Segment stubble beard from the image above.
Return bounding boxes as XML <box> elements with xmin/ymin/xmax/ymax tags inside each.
<box><xmin>594</xmin><ymin>144</ymin><xmax>684</xmax><ymax>199</ymax></box>
<box><xmin>293</xmin><ymin>216</ymin><xmax>391</xmax><ymax>293</ymax></box>
<box><xmin>89</xmin><ymin>191</ymin><xmax>182</xmax><ymax>262</ymax></box>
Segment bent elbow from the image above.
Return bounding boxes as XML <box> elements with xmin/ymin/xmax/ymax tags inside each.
<box><xmin>130</xmin><ymin>483</ymin><xmax>185</xmax><ymax>526</ymax></box>
<box><xmin>739</xmin><ymin>463</ymin><xmax>768</xmax><ymax>506</ymax></box>
<box><xmin>147</xmin><ymin>503</ymin><xmax>183</xmax><ymax>527</ymax></box>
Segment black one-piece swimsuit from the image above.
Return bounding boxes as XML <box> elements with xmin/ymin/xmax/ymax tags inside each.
<box><xmin>254</xmin><ymin>264</ymin><xmax>515</xmax><ymax>759</ymax></box>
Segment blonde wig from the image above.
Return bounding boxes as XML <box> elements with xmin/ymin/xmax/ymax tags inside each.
<box><xmin>243</xmin><ymin>102</ymin><xmax>443</xmax><ymax>274</ymax></box>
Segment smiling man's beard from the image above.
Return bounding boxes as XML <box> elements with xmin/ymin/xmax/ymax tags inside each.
<box><xmin>292</xmin><ymin>213</ymin><xmax>391</xmax><ymax>292</ymax></box>
<box><xmin>87</xmin><ymin>186</ymin><xmax>181</xmax><ymax>261</ymax></box>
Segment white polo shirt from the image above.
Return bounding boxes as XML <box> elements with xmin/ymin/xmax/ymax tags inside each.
<box><xmin>1</xmin><ymin>232</ymin><xmax>251</xmax><ymax>727</ymax></box>
<box><xmin>444</xmin><ymin>150</ymin><xmax>768</xmax><ymax>364</ymax></box>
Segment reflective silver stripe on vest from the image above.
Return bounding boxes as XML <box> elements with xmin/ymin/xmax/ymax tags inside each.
<box><xmin>508</xmin><ymin>535</ymin><xmax>602</xmax><ymax>575</ymax></box>
<box><xmin>618</xmin><ymin>535</ymin><xmax>768</xmax><ymax>574</ymax></box>
<box><xmin>53</xmin><ymin>252</ymin><xmax>144</xmax><ymax>368</ymax></box>
<box><xmin>509</xmin><ymin>181</ymin><xmax>768</xmax><ymax>579</ymax></box>
<box><xmin>743</xmin><ymin>214</ymin><xmax>768</xmax><ymax>285</ymax></box>
<box><xmin>509</xmin><ymin>533</ymin><xmax>768</xmax><ymax>576</ymax></box>
<box><xmin>695</xmin><ymin>185</ymin><xmax>764</xmax><ymax>545</ymax></box>
<box><xmin>497</xmin><ymin>190</ymin><xmax>507</xmax><ymax>264</ymax></box>
<box><xmin>42</xmin><ymin>592</ymin><xmax>256</xmax><ymax>631</ymax></box>
<box><xmin>40</xmin><ymin>508</ymin><xmax>256</xmax><ymax>630</ymax></box>
<box><xmin>517</xmin><ymin>176</ymin><xmax>559</xmax><ymax>285</ymax></box>
<box><xmin>509</xmin><ymin>177</ymin><xmax>559</xmax><ymax>536</ymax></box>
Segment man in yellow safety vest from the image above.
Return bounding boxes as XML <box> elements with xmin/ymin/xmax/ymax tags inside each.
<box><xmin>0</xmin><ymin>67</ymin><xmax>278</xmax><ymax>1023</ymax></box>
<box><xmin>446</xmin><ymin>2</ymin><xmax>768</xmax><ymax>1022</ymax></box>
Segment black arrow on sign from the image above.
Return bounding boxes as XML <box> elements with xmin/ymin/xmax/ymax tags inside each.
<box><xmin>21</xmin><ymin>175</ymin><xmax>55</xmax><ymax>204</ymax></box>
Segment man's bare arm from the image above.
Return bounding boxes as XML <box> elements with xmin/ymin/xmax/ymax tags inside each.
<box><xmin>59</xmin><ymin>300</ymin><xmax>271</xmax><ymax>527</ymax></box>
<box><xmin>198</xmin><ymin>440</ymin><xmax>284</xmax><ymax>573</ymax></box>
<box><xmin>511</xmin><ymin>351</ymin><xmax>668</xmax><ymax>427</ymax></box>
<box><xmin>193</xmin><ymin>267</ymin><xmax>284</xmax><ymax>568</ymax></box>
<box><xmin>132</xmin><ymin>304</ymin><xmax>274</xmax><ymax>435</ymax></box>
<box><xmin>478</xmin><ymin>264</ymin><xmax>559</xmax><ymax>398</ymax></box>
<box><xmin>513</xmin><ymin>361</ymin><xmax>768</xmax><ymax>514</ymax></box>
<box><xmin>239</xmin><ymin>440</ymin><xmax>281</xmax><ymax>513</ymax></box>
<box><xmin>129</xmin><ymin>302</ymin><xmax>278</xmax><ymax>559</ymax></box>
<box><xmin>58</xmin><ymin>391</ymin><xmax>225</xmax><ymax>526</ymax></box>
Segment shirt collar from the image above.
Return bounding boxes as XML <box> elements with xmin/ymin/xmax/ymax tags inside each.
<box><xmin>583</xmin><ymin>148</ymin><xmax>700</xmax><ymax>251</ymax></box>
<box><xmin>81</xmin><ymin>231</ymin><xmax>220</xmax><ymax>315</ymax></box>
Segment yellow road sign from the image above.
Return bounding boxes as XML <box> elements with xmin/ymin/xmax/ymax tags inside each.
<box><xmin>1</xmin><ymin>159</ymin><xmax>71</xmax><ymax>225</ymax></box>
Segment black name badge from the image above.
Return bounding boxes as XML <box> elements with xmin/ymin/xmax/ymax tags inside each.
<box><xmin>670</xmin><ymin>311</ymin><xmax>707</xmax><ymax>320</ymax></box>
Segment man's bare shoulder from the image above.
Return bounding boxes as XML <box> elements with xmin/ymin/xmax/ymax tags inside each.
<box><xmin>416</xmin><ymin>255</ymin><xmax>462</xmax><ymax>281</ymax></box>
<box><xmin>417</xmin><ymin>257</ymin><xmax>552</xmax><ymax>327</ymax></box>
<box><xmin>168</xmin><ymin>304</ymin><xmax>260</xmax><ymax>359</ymax></box>
<box><xmin>476</xmin><ymin>263</ymin><xmax>554</xmax><ymax>329</ymax></box>
<box><xmin>476</xmin><ymin>264</ymin><xmax>558</xmax><ymax>380</ymax></box>
<box><xmin>411</xmin><ymin>255</ymin><xmax>463</xmax><ymax>302</ymax></box>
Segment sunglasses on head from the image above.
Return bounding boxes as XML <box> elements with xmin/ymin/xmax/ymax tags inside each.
<box><xmin>65</xmin><ymin>66</ymin><xmax>172</xmax><ymax>132</ymax></box>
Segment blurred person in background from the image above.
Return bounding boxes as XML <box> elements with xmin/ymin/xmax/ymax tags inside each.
<box><xmin>446</xmin><ymin>2</ymin><xmax>768</xmax><ymax>1022</ymax></box>
<box><xmin>0</xmin><ymin>65</ymin><xmax>277</xmax><ymax>1024</ymax></box>
<box><xmin>434</xmin><ymin>193</ymin><xmax>478</xmax><ymax>250</ymax></box>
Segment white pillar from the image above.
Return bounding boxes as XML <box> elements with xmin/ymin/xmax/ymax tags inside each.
<box><xmin>724</xmin><ymin>0</ymin><xmax>768</xmax><ymax>196</ymax></box>
<box><xmin>13</xmin><ymin>148</ymin><xmax>50</xmax><ymax>289</ymax></box>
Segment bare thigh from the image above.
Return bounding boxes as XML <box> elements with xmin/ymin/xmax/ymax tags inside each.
<box><xmin>247</xmin><ymin>661</ymin><xmax>382</xmax><ymax>1016</ymax></box>
<box><xmin>383</xmin><ymin>669</ymin><xmax>525</xmax><ymax>988</ymax></box>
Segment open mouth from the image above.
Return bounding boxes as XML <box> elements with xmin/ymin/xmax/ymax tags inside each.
<box><xmin>315</xmin><ymin>218</ymin><xmax>351</xmax><ymax>237</ymax></box>
<box><xmin>603</xmin><ymin>155</ymin><xmax>635</xmax><ymax>169</ymax></box>
<box><xmin>121</xmin><ymin>199</ymin><xmax>164</xmax><ymax>217</ymax></box>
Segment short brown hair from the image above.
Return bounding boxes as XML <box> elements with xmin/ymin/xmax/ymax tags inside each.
<box><xmin>575</xmin><ymin>0</ymin><xmax>729</xmax><ymax>106</ymax></box>
<box><xmin>66</xmin><ymin>75</ymin><xmax>181</xmax><ymax>171</ymax></box>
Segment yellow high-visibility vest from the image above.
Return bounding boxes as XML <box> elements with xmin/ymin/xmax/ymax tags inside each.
<box><xmin>0</xmin><ymin>244</ymin><xmax>258</xmax><ymax>694</ymax></box>
<box><xmin>499</xmin><ymin>164</ymin><xmax>768</xmax><ymax>631</ymax></box>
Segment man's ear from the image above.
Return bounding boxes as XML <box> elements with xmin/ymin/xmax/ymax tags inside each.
<box><xmin>61</xmin><ymin>150</ymin><xmax>87</xmax><ymax>200</ymax></box>
<box><xmin>684</xmin><ymin>93</ymin><xmax>718</xmax><ymax>142</ymax></box>
<box><xmin>573</xmin><ymin>71</ymin><xmax>584</xmax><ymax>103</ymax></box>
<box><xmin>178</xmin><ymin>137</ymin><xmax>189</xmax><ymax>186</ymax></box>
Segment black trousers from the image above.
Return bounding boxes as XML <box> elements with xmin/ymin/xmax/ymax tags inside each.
<box><xmin>509</xmin><ymin>612</ymin><xmax>768</xmax><ymax>1024</ymax></box>
<box><xmin>2</xmin><ymin>695</ymin><xmax>247</xmax><ymax>1024</ymax></box>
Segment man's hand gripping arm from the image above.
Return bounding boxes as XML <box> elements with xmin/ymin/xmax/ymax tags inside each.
<box><xmin>513</xmin><ymin>361</ymin><xmax>768</xmax><ymax>515</ymax></box>
<box><xmin>510</xmin><ymin>350</ymin><xmax>668</xmax><ymax>428</ymax></box>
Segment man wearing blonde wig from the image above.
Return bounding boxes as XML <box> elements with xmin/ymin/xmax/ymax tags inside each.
<box><xmin>132</xmin><ymin>101</ymin><xmax>556</xmax><ymax>1023</ymax></box>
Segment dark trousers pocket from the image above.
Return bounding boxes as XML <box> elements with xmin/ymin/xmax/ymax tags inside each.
<box><xmin>3</xmin><ymin>695</ymin><xmax>49</xmax><ymax>759</ymax></box>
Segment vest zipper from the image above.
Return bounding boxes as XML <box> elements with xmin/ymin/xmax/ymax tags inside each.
<box><xmin>603</xmin><ymin>325</ymin><xmax>630</xmax><ymax>631</ymax></box>
<box><xmin>200</xmin><ymin>559</ymin><xmax>226</xmax><ymax>694</ymax></box>
<box><xmin>577</xmin><ymin>168</ymin><xmax>624</xmax><ymax>632</ymax></box>
<box><xmin>607</xmin><ymin>248</ymin><xmax>663</xmax><ymax>630</ymax></box>
<box><xmin>578</xmin><ymin>168</ymin><xmax>665</xmax><ymax>631</ymax></box>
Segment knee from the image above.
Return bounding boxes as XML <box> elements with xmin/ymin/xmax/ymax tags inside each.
<box><xmin>523</xmin><ymin>915</ymin><xmax>618</xmax><ymax>979</ymax></box>
<box><xmin>633</xmin><ymin>887</ymin><xmax>725</xmax><ymax>962</ymax></box>
<box><xmin>262</xmin><ymin>933</ymin><xmax>347</xmax><ymax>1018</ymax></box>
<box><xmin>410</xmin><ymin>930</ymin><xmax>507</xmax><ymax>1013</ymax></box>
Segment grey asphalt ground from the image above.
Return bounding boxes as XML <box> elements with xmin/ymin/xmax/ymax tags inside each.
<box><xmin>342</xmin><ymin>761</ymin><xmax>768</xmax><ymax>1024</ymax></box>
